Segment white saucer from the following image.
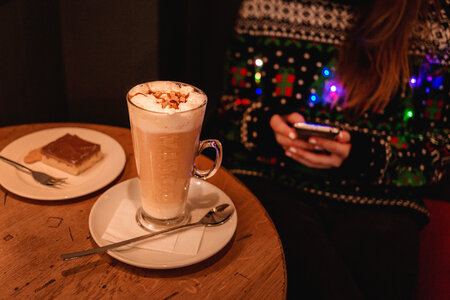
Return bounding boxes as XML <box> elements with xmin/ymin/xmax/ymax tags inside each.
<box><xmin>89</xmin><ymin>177</ymin><xmax>238</xmax><ymax>269</ymax></box>
<box><xmin>0</xmin><ymin>127</ymin><xmax>126</xmax><ymax>200</ymax></box>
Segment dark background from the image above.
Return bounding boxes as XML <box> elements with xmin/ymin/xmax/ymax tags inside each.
<box><xmin>1</xmin><ymin>0</ymin><xmax>447</xmax><ymax>198</ymax></box>
<box><xmin>0</xmin><ymin>0</ymin><xmax>240</xmax><ymax>131</ymax></box>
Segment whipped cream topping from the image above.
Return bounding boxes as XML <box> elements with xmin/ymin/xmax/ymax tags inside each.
<box><xmin>127</xmin><ymin>81</ymin><xmax>207</xmax><ymax>133</ymax></box>
<box><xmin>128</xmin><ymin>81</ymin><xmax>206</xmax><ymax>114</ymax></box>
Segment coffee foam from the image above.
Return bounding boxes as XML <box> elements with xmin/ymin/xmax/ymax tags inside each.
<box><xmin>128</xmin><ymin>81</ymin><xmax>206</xmax><ymax>114</ymax></box>
<box><xmin>129</xmin><ymin>102</ymin><xmax>205</xmax><ymax>133</ymax></box>
<box><xmin>128</xmin><ymin>82</ymin><xmax>206</xmax><ymax>133</ymax></box>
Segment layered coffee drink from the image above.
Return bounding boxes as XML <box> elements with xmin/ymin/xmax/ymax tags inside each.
<box><xmin>127</xmin><ymin>81</ymin><xmax>208</xmax><ymax>222</ymax></box>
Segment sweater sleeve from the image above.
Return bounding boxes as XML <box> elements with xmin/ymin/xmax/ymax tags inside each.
<box><xmin>339</xmin><ymin>56</ymin><xmax>450</xmax><ymax>187</ymax></box>
<box><xmin>340</xmin><ymin>128</ymin><xmax>449</xmax><ymax>187</ymax></box>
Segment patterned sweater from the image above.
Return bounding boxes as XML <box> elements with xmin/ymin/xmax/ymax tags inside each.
<box><xmin>218</xmin><ymin>0</ymin><xmax>450</xmax><ymax>225</ymax></box>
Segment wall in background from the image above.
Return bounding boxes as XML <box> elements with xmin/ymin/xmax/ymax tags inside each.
<box><xmin>0</xmin><ymin>0</ymin><xmax>68</xmax><ymax>126</ymax></box>
<box><xmin>0</xmin><ymin>0</ymin><xmax>158</xmax><ymax>128</ymax></box>
<box><xmin>59</xmin><ymin>0</ymin><xmax>159</xmax><ymax>127</ymax></box>
<box><xmin>0</xmin><ymin>0</ymin><xmax>240</xmax><ymax>129</ymax></box>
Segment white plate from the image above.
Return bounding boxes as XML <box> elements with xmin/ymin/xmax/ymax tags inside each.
<box><xmin>89</xmin><ymin>177</ymin><xmax>238</xmax><ymax>269</ymax></box>
<box><xmin>0</xmin><ymin>127</ymin><xmax>126</xmax><ymax>200</ymax></box>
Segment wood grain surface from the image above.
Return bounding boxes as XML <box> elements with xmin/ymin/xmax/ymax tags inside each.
<box><xmin>0</xmin><ymin>123</ymin><xmax>286</xmax><ymax>299</ymax></box>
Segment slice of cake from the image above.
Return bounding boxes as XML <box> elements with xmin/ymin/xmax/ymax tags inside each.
<box><xmin>40</xmin><ymin>134</ymin><xmax>102</xmax><ymax>175</ymax></box>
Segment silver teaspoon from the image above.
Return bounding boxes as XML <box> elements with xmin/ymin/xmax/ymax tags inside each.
<box><xmin>61</xmin><ymin>204</ymin><xmax>234</xmax><ymax>261</ymax></box>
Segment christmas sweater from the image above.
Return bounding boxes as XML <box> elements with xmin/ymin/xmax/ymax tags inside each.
<box><xmin>218</xmin><ymin>0</ymin><xmax>450</xmax><ymax>225</ymax></box>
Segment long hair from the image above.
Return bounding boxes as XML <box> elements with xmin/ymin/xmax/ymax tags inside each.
<box><xmin>336</xmin><ymin>0</ymin><xmax>433</xmax><ymax>115</ymax></box>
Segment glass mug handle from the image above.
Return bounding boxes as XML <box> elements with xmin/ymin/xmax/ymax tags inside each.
<box><xmin>193</xmin><ymin>139</ymin><xmax>223</xmax><ymax>179</ymax></box>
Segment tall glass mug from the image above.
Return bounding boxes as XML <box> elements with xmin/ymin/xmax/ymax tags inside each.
<box><xmin>126</xmin><ymin>81</ymin><xmax>222</xmax><ymax>231</ymax></box>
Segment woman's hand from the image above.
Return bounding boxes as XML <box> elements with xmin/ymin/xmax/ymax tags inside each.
<box><xmin>270</xmin><ymin>113</ymin><xmax>352</xmax><ymax>169</ymax></box>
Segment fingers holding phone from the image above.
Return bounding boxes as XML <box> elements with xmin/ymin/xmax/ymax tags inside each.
<box><xmin>270</xmin><ymin>113</ymin><xmax>304</xmax><ymax>138</ymax></box>
<box><xmin>270</xmin><ymin>115</ymin><xmax>351</xmax><ymax>168</ymax></box>
<box><xmin>307</xmin><ymin>131</ymin><xmax>351</xmax><ymax>158</ymax></box>
<box><xmin>270</xmin><ymin>114</ymin><xmax>319</xmax><ymax>153</ymax></box>
<box><xmin>286</xmin><ymin>122</ymin><xmax>352</xmax><ymax>168</ymax></box>
<box><xmin>270</xmin><ymin>113</ymin><xmax>305</xmax><ymax>146</ymax></box>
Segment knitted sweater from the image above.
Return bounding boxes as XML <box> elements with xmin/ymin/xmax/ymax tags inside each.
<box><xmin>218</xmin><ymin>0</ymin><xmax>450</xmax><ymax>225</ymax></box>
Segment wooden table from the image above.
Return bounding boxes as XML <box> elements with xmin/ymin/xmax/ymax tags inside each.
<box><xmin>0</xmin><ymin>123</ymin><xmax>287</xmax><ymax>299</ymax></box>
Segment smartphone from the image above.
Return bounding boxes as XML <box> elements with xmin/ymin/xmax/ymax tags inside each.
<box><xmin>293</xmin><ymin>122</ymin><xmax>340</xmax><ymax>140</ymax></box>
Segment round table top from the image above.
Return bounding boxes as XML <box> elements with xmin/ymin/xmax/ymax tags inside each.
<box><xmin>0</xmin><ymin>123</ymin><xmax>287</xmax><ymax>299</ymax></box>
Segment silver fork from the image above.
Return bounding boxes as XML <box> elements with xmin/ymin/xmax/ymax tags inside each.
<box><xmin>0</xmin><ymin>155</ymin><xmax>67</xmax><ymax>187</ymax></box>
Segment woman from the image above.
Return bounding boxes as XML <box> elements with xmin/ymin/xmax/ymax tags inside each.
<box><xmin>217</xmin><ymin>0</ymin><xmax>449</xmax><ymax>299</ymax></box>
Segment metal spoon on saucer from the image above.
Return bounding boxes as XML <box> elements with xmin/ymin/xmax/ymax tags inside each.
<box><xmin>61</xmin><ymin>203</ymin><xmax>234</xmax><ymax>261</ymax></box>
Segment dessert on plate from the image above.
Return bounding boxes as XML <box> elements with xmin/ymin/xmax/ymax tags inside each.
<box><xmin>24</xmin><ymin>133</ymin><xmax>102</xmax><ymax>175</ymax></box>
